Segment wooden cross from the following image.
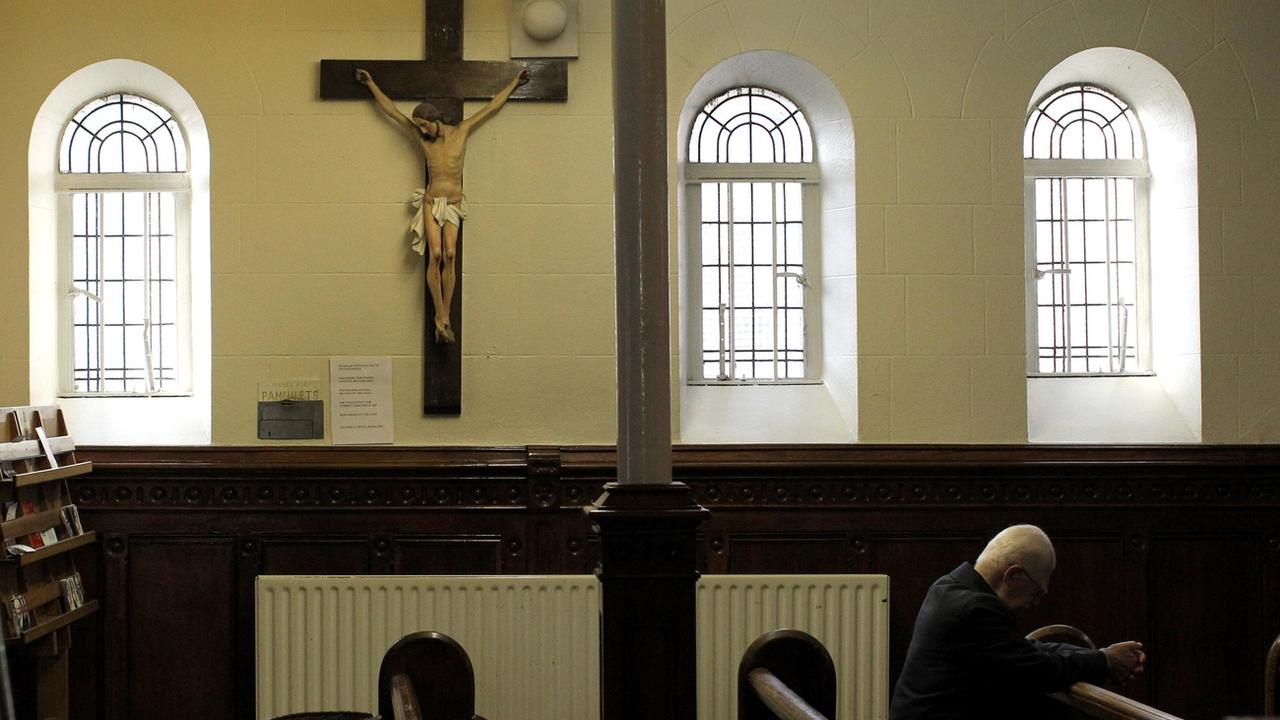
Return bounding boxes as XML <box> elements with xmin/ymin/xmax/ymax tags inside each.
<box><xmin>320</xmin><ymin>0</ymin><xmax>567</xmax><ymax>415</ymax></box>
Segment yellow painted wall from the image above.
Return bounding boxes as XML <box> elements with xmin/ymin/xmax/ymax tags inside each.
<box><xmin>1</xmin><ymin>0</ymin><xmax>1277</xmax><ymax>444</ymax></box>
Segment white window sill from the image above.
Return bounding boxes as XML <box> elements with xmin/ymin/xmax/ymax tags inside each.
<box><xmin>678</xmin><ymin>382</ymin><xmax>854</xmax><ymax>443</ymax></box>
<box><xmin>1028</xmin><ymin>375</ymin><xmax>1198</xmax><ymax>443</ymax></box>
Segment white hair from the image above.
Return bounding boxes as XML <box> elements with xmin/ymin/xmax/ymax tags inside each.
<box><xmin>975</xmin><ymin>524</ymin><xmax>1056</xmax><ymax>578</ymax></box>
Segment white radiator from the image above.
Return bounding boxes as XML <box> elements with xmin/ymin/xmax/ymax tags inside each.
<box><xmin>696</xmin><ymin>575</ymin><xmax>890</xmax><ymax>720</ymax></box>
<box><xmin>255</xmin><ymin>576</ymin><xmax>600</xmax><ymax>720</ymax></box>
<box><xmin>256</xmin><ymin>574</ymin><xmax>888</xmax><ymax>720</ymax></box>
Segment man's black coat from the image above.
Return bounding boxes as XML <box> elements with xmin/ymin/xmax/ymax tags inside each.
<box><xmin>890</xmin><ymin>562</ymin><xmax>1109</xmax><ymax>720</ymax></box>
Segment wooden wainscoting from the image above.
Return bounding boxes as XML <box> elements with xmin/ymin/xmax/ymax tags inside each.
<box><xmin>68</xmin><ymin>444</ymin><xmax>1280</xmax><ymax>720</ymax></box>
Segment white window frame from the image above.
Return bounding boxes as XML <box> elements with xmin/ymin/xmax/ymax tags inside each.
<box><xmin>55</xmin><ymin>93</ymin><xmax>194</xmax><ymax>398</ymax></box>
<box><xmin>684</xmin><ymin>170</ymin><xmax>820</xmax><ymax>385</ymax></box>
<box><xmin>1024</xmin><ymin>89</ymin><xmax>1153</xmax><ymax>378</ymax></box>
<box><xmin>55</xmin><ymin>172</ymin><xmax>193</xmax><ymax>397</ymax></box>
<box><xmin>683</xmin><ymin>90</ymin><xmax>821</xmax><ymax>386</ymax></box>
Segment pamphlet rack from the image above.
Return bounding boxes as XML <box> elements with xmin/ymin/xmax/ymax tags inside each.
<box><xmin>0</xmin><ymin>406</ymin><xmax>97</xmax><ymax>720</ymax></box>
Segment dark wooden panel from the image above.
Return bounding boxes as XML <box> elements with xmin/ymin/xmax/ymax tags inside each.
<box><xmin>394</xmin><ymin>536</ymin><xmax>506</xmax><ymax>574</ymax></box>
<box><xmin>66</xmin><ymin>444</ymin><xmax>1280</xmax><ymax>720</ymax></box>
<box><xmin>726</xmin><ymin>534</ymin><xmax>847</xmax><ymax>573</ymax></box>
<box><xmin>259</xmin><ymin>537</ymin><xmax>370</xmax><ymax>575</ymax></box>
<box><xmin>873</xmin><ymin>535</ymin><xmax>986</xmax><ymax>691</ymax></box>
<box><xmin>1150</xmin><ymin>534</ymin><xmax>1264</xmax><ymax>719</ymax></box>
<box><xmin>69</xmin><ymin>547</ymin><xmax>101</xmax><ymax>720</ymax></box>
<box><xmin>127</xmin><ymin>538</ymin><xmax>235</xmax><ymax>720</ymax></box>
<box><xmin>1020</xmin><ymin>535</ymin><xmax>1128</xmax><ymax>643</ymax></box>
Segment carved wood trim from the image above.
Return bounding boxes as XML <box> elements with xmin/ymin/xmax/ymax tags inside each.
<box><xmin>76</xmin><ymin>445</ymin><xmax>1280</xmax><ymax>510</ymax></box>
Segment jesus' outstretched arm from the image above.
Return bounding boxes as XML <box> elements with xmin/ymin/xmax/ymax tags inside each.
<box><xmin>355</xmin><ymin>68</ymin><xmax>418</xmax><ymax>138</ymax></box>
<box><xmin>458</xmin><ymin>69</ymin><xmax>529</xmax><ymax>132</ymax></box>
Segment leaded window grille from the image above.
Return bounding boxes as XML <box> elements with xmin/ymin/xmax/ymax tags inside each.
<box><xmin>57</xmin><ymin>93</ymin><xmax>190</xmax><ymax>395</ymax></box>
<box><xmin>1024</xmin><ymin>84</ymin><xmax>1150</xmax><ymax>375</ymax></box>
<box><xmin>686</xmin><ymin>87</ymin><xmax>817</xmax><ymax>383</ymax></box>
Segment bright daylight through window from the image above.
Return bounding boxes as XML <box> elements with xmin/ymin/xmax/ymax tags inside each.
<box><xmin>1024</xmin><ymin>84</ymin><xmax>1149</xmax><ymax>376</ymax></box>
<box><xmin>58</xmin><ymin>93</ymin><xmax>190</xmax><ymax>395</ymax></box>
<box><xmin>687</xmin><ymin>87</ymin><xmax>815</xmax><ymax>382</ymax></box>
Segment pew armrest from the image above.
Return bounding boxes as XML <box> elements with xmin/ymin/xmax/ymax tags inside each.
<box><xmin>1049</xmin><ymin>682</ymin><xmax>1184</xmax><ymax>720</ymax></box>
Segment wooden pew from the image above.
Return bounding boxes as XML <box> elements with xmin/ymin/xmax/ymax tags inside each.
<box><xmin>738</xmin><ymin>629</ymin><xmax>835</xmax><ymax>720</ymax></box>
<box><xmin>1027</xmin><ymin>624</ymin><xmax>1183</xmax><ymax>720</ymax></box>
<box><xmin>379</xmin><ymin>631</ymin><xmax>486</xmax><ymax>720</ymax></box>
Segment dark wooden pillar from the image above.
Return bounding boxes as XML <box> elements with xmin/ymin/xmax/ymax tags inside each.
<box><xmin>589</xmin><ymin>484</ymin><xmax>707</xmax><ymax>720</ymax></box>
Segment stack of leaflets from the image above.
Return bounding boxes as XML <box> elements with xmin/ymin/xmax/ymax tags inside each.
<box><xmin>60</xmin><ymin>505</ymin><xmax>83</xmax><ymax>537</ymax></box>
<box><xmin>59</xmin><ymin>572</ymin><xmax>84</xmax><ymax>612</ymax></box>
<box><xmin>4</xmin><ymin>594</ymin><xmax>33</xmax><ymax>635</ymax></box>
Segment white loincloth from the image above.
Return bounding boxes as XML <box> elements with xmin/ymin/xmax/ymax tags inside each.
<box><xmin>409</xmin><ymin>190</ymin><xmax>468</xmax><ymax>255</ymax></box>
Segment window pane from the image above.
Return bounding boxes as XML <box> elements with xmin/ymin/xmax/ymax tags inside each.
<box><xmin>123</xmin><ymin>280</ymin><xmax>144</xmax><ymax>321</ymax></box>
<box><xmin>1066</xmin><ymin>221</ymin><xmax>1084</xmax><ymax>262</ymax></box>
<box><xmin>102</xmin><ymin>193</ymin><xmax>123</xmax><ymax>238</ymax></box>
<box><xmin>1082</xmin><ymin>220</ymin><xmax>1107</xmax><ymax>261</ymax></box>
<box><xmin>688</xmin><ymin>86</ymin><xmax>813</xmax><ymax>166</ymax></box>
<box><xmin>689</xmin><ymin>124</ymin><xmax>811</xmax><ymax>381</ymax></box>
<box><xmin>786</xmin><ymin>309</ymin><xmax>804</xmax><ymax>349</ymax></box>
<box><xmin>1028</xmin><ymin>170</ymin><xmax>1145</xmax><ymax>374</ymax></box>
<box><xmin>153</xmin><ymin>236</ymin><xmax>177</xmax><ymax>280</ymax></box>
<box><xmin>1035</xmin><ymin>222</ymin><xmax>1056</xmax><ymax>265</ymax></box>
<box><xmin>733</xmin><ymin>266</ymin><xmax>753</xmax><ymax>308</ymax></box>
<box><xmin>732</xmin><ymin>224</ymin><xmax>753</xmax><ymax>271</ymax></box>
<box><xmin>64</xmin><ymin>187</ymin><xmax>185</xmax><ymax>393</ymax></box>
<box><xmin>1083</xmin><ymin>180</ymin><xmax>1105</xmax><ymax>219</ymax></box>
<box><xmin>1065</xmin><ymin>178</ymin><xmax>1084</xmax><ymax>218</ymax></box>
<box><xmin>62</xmin><ymin>93</ymin><xmax>188</xmax><ymax>174</ymax></box>
<box><xmin>778</xmin><ymin>183</ymin><xmax>795</xmax><ymax>217</ymax></box>
<box><xmin>701</xmin><ymin>266</ymin><xmax>724</xmax><ymax>305</ymax></box>
<box><xmin>1026</xmin><ymin>84</ymin><xmax>1142</xmax><ymax>161</ymax></box>
<box><xmin>752</xmin><ymin>310</ymin><xmax>774</xmax><ymax>349</ymax></box>
<box><xmin>753</xmin><ymin>267</ymin><xmax>774</xmax><ymax>307</ymax></box>
<box><xmin>785</xmin><ymin>224</ymin><xmax>802</xmax><ymax>264</ymax></box>
<box><xmin>1035</xmin><ymin>179</ymin><xmax>1052</xmax><ymax>219</ymax></box>
<box><xmin>101</xmin><ymin>280</ymin><xmax>124</xmax><ymax>325</ymax></box>
<box><xmin>751</xmin><ymin>361</ymin><xmax>772</xmax><ymax>380</ymax></box>
<box><xmin>751</xmin><ymin>227</ymin><xmax>772</xmax><ymax>262</ymax></box>
<box><xmin>752</xmin><ymin>183</ymin><xmax>772</xmax><ymax>221</ymax></box>
<box><xmin>1081</xmin><ymin>122</ymin><xmax>1107</xmax><ymax>159</ymax></box>
<box><xmin>731</xmin><ymin>183</ymin><xmax>752</xmax><ymax>222</ymax></box>
<box><xmin>1084</xmin><ymin>262</ymin><xmax>1108</xmax><ymax>300</ymax></box>
<box><xmin>701</xmin><ymin>183</ymin><xmax>721</xmax><ymax>219</ymax></box>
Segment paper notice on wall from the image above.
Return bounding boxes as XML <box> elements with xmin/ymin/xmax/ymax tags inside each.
<box><xmin>330</xmin><ymin>357</ymin><xmax>394</xmax><ymax>445</ymax></box>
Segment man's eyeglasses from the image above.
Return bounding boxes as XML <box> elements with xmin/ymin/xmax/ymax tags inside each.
<box><xmin>1017</xmin><ymin>565</ymin><xmax>1047</xmax><ymax>599</ymax></box>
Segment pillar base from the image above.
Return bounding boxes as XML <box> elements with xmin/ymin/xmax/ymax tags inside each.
<box><xmin>587</xmin><ymin>482</ymin><xmax>708</xmax><ymax>720</ymax></box>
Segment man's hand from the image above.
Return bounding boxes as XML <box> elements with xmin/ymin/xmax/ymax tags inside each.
<box><xmin>355</xmin><ymin>68</ymin><xmax>372</xmax><ymax>86</ymax></box>
<box><xmin>1102</xmin><ymin>641</ymin><xmax>1146</xmax><ymax>685</ymax></box>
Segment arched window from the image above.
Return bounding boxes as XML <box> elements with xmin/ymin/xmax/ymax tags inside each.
<box><xmin>1023</xmin><ymin>49</ymin><xmax>1201</xmax><ymax>444</ymax></box>
<box><xmin>1024</xmin><ymin>84</ymin><xmax>1150</xmax><ymax>375</ymax></box>
<box><xmin>30</xmin><ymin>60</ymin><xmax>211</xmax><ymax>445</ymax></box>
<box><xmin>686</xmin><ymin>87</ymin><xmax>817</xmax><ymax>382</ymax></box>
<box><xmin>58</xmin><ymin>93</ymin><xmax>192</xmax><ymax>394</ymax></box>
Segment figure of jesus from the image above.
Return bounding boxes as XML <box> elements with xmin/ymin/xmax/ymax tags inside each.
<box><xmin>356</xmin><ymin>67</ymin><xmax>528</xmax><ymax>343</ymax></box>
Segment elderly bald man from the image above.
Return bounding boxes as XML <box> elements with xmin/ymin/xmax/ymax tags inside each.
<box><xmin>890</xmin><ymin>525</ymin><xmax>1146</xmax><ymax>720</ymax></box>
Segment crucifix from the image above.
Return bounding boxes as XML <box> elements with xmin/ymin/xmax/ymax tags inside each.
<box><xmin>320</xmin><ymin>0</ymin><xmax>567</xmax><ymax>415</ymax></box>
